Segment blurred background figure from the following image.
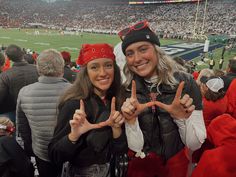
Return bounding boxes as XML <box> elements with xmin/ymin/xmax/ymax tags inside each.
<box><xmin>0</xmin><ymin>117</ymin><xmax>34</xmax><ymax>177</ymax></box>
<box><xmin>61</xmin><ymin>51</ymin><xmax>76</xmax><ymax>83</ymax></box>
<box><xmin>17</xmin><ymin>49</ymin><xmax>71</xmax><ymax>177</ymax></box>
<box><xmin>0</xmin><ymin>52</ymin><xmax>5</xmax><ymax>73</ymax></box>
<box><xmin>23</xmin><ymin>54</ymin><xmax>36</xmax><ymax>65</ymax></box>
<box><xmin>0</xmin><ymin>44</ymin><xmax>38</xmax><ymax>123</ymax></box>
<box><xmin>196</xmin><ymin>68</ymin><xmax>215</xmax><ymax>87</ymax></box>
<box><xmin>200</xmin><ymin>77</ymin><xmax>227</xmax><ymax>127</ymax></box>
<box><xmin>191</xmin><ymin>114</ymin><xmax>236</xmax><ymax>177</ymax></box>
<box><xmin>222</xmin><ymin>59</ymin><xmax>236</xmax><ymax>91</ymax></box>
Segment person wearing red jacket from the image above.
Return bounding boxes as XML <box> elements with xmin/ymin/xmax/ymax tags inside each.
<box><xmin>226</xmin><ymin>78</ymin><xmax>236</xmax><ymax>118</ymax></box>
<box><xmin>2</xmin><ymin>57</ymin><xmax>10</xmax><ymax>71</ymax></box>
<box><xmin>191</xmin><ymin>114</ymin><xmax>236</xmax><ymax>177</ymax></box>
<box><xmin>201</xmin><ymin>77</ymin><xmax>228</xmax><ymax>127</ymax></box>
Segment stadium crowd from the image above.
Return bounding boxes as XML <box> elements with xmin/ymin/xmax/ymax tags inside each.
<box><xmin>0</xmin><ymin>19</ymin><xmax>236</xmax><ymax>177</ymax></box>
<box><xmin>0</xmin><ymin>0</ymin><xmax>235</xmax><ymax>39</ymax></box>
<box><xmin>0</xmin><ymin>0</ymin><xmax>236</xmax><ymax>177</ymax></box>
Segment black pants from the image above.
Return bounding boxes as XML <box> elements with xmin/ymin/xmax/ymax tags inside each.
<box><xmin>35</xmin><ymin>156</ymin><xmax>58</xmax><ymax>177</ymax></box>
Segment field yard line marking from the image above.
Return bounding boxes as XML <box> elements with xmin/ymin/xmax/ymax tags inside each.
<box><xmin>60</xmin><ymin>47</ymin><xmax>79</xmax><ymax>50</ymax></box>
<box><xmin>34</xmin><ymin>42</ymin><xmax>50</xmax><ymax>46</ymax></box>
<box><xmin>15</xmin><ymin>39</ymin><xmax>28</xmax><ymax>42</ymax></box>
<box><xmin>0</xmin><ymin>36</ymin><xmax>11</xmax><ymax>39</ymax></box>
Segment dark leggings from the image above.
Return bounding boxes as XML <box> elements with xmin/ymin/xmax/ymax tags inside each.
<box><xmin>35</xmin><ymin>156</ymin><xmax>58</xmax><ymax>177</ymax></box>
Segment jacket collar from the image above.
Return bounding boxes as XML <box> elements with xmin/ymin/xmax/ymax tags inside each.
<box><xmin>133</xmin><ymin>75</ymin><xmax>178</xmax><ymax>95</ymax></box>
<box><xmin>12</xmin><ymin>61</ymin><xmax>28</xmax><ymax>67</ymax></box>
<box><xmin>38</xmin><ymin>76</ymin><xmax>69</xmax><ymax>83</ymax></box>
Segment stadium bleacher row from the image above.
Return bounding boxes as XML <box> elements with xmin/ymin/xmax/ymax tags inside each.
<box><xmin>0</xmin><ymin>0</ymin><xmax>235</xmax><ymax>37</ymax></box>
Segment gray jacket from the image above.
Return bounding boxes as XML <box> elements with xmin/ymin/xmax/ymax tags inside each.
<box><xmin>16</xmin><ymin>76</ymin><xmax>71</xmax><ymax>161</ymax></box>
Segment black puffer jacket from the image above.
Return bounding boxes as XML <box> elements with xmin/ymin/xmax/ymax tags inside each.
<box><xmin>128</xmin><ymin>72</ymin><xmax>202</xmax><ymax>160</ymax></box>
<box><xmin>0</xmin><ymin>136</ymin><xmax>34</xmax><ymax>177</ymax></box>
<box><xmin>0</xmin><ymin>61</ymin><xmax>38</xmax><ymax>114</ymax></box>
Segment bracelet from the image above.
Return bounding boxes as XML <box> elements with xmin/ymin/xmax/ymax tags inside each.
<box><xmin>70</xmin><ymin>140</ymin><xmax>77</xmax><ymax>144</ymax></box>
<box><xmin>68</xmin><ymin>134</ymin><xmax>78</xmax><ymax>144</ymax></box>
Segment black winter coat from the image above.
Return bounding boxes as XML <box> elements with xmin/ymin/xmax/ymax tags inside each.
<box><xmin>48</xmin><ymin>94</ymin><xmax>128</xmax><ymax>168</ymax></box>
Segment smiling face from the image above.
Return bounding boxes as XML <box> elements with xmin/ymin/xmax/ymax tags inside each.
<box><xmin>87</xmin><ymin>58</ymin><xmax>114</xmax><ymax>98</ymax></box>
<box><xmin>125</xmin><ymin>41</ymin><xmax>158</xmax><ymax>79</ymax></box>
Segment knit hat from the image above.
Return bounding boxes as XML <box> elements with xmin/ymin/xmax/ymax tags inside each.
<box><xmin>121</xmin><ymin>22</ymin><xmax>160</xmax><ymax>54</ymax></box>
<box><xmin>206</xmin><ymin>77</ymin><xmax>224</xmax><ymax>92</ymax></box>
<box><xmin>77</xmin><ymin>43</ymin><xmax>115</xmax><ymax>66</ymax></box>
<box><xmin>61</xmin><ymin>51</ymin><xmax>71</xmax><ymax>63</ymax></box>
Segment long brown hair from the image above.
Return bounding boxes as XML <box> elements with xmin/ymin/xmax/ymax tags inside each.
<box><xmin>204</xmin><ymin>89</ymin><xmax>226</xmax><ymax>102</ymax></box>
<box><xmin>59</xmin><ymin>61</ymin><xmax>124</xmax><ymax>109</ymax></box>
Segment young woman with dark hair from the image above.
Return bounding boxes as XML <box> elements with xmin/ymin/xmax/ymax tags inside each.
<box><xmin>49</xmin><ymin>43</ymin><xmax>127</xmax><ymax>177</ymax></box>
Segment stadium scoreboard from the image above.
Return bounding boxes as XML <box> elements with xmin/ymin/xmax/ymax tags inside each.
<box><xmin>129</xmin><ymin>0</ymin><xmax>202</xmax><ymax>4</ymax></box>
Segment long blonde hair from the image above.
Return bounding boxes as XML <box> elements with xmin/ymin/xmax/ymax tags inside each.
<box><xmin>123</xmin><ymin>45</ymin><xmax>178</xmax><ymax>89</ymax></box>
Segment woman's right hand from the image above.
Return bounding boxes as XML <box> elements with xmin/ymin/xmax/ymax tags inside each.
<box><xmin>68</xmin><ymin>100</ymin><xmax>102</xmax><ymax>142</ymax></box>
<box><xmin>121</xmin><ymin>80</ymin><xmax>155</xmax><ymax>124</ymax></box>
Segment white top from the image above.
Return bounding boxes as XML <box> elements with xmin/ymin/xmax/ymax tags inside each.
<box><xmin>174</xmin><ymin>110</ymin><xmax>206</xmax><ymax>151</ymax></box>
<box><xmin>125</xmin><ymin>119</ymin><xmax>145</xmax><ymax>158</ymax></box>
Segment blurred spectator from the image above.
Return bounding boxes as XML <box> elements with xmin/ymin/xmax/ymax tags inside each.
<box><xmin>225</xmin><ymin>79</ymin><xmax>236</xmax><ymax>118</ymax></box>
<box><xmin>0</xmin><ymin>0</ymin><xmax>235</xmax><ymax>36</ymax></box>
<box><xmin>213</xmin><ymin>69</ymin><xmax>225</xmax><ymax>77</ymax></box>
<box><xmin>209</xmin><ymin>59</ymin><xmax>215</xmax><ymax>70</ymax></box>
<box><xmin>2</xmin><ymin>58</ymin><xmax>11</xmax><ymax>72</ymax></box>
<box><xmin>218</xmin><ymin>58</ymin><xmax>224</xmax><ymax>70</ymax></box>
<box><xmin>61</xmin><ymin>51</ymin><xmax>76</xmax><ymax>83</ymax></box>
<box><xmin>192</xmin><ymin>71</ymin><xmax>199</xmax><ymax>80</ymax></box>
<box><xmin>196</xmin><ymin>68</ymin><xmax>215</xmax><ymax>86</ymax></box>
<box><xmin>0</xmin><ymin>52</ymin><xmax>5</xmax><ymax>73</ymax></box>
<box><xmin>17</xmin><ymin>49</ymin><xmax>71</xmax><ymax>177</ymax></box>
<box><xmin>0</xmin><ymin>117</ymin><xmax>34</xmax><ymax>177</ymax></box>
<box><xmin>201</xmin><ymin>77</ymin><xmax>227</xmax><ymax>127</ymax></box>
<box><xmin>193</xmin><ymin>77</ymin><xmax>228</xmax><ymax>163</ymax></box>
<box><xmin>191</xmin><ymin>114</ymin><xmax>236</xmax><ymax>177</ymax></box>
<box><xmin>172</xmin><ymin>56</ymin><xmax>188</xmax><ymax>72</ymax></box>
<box><xmin>0</xmin><ymin>44</ymin><xmax>38</xmax><ymax>123</ymax></box>
<box><xmin>173</xmin><ymin>56</ymin><xmax>185</xmax><ymax>66</ymax></box>
<box><xmin>23</xmin><ymin>54</ymin><xmax>35</xmax><ymax>64</ymax></box>
<box><xmin>222</xmin><ymin>59</ymin><xmax>236</xmax><ymax>91</ymax></box>
<box><xmin>32</xmin><ymin>51</ymin><xmax>38</xmax><ymax>61</ymax></box>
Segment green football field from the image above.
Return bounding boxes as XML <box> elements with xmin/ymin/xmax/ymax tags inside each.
<box><xmin>0</xmin><ymin>28</ymin><xmax>235</xmax><ymax>70</ymax></box>
<box><xmin>0</xmin><ymin>28</ymin><xmax>180</xmax><ymax>60</ymax></box>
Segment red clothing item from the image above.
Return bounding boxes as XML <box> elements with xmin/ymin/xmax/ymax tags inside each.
<box><xmin>226</xmin><ymin>79</ymin><xmax>236</xmax><ymax>118</ymax></box>
<box><xmin>32</xmin><ymin>53</ymin><xmax>38</xmax><ymax>61</ymax></box>
<box><xmin>191</xmin><ymin>114</ymin><xmax>236</xmax><ymax>177</ymax></box>
<box><xmin>76</xmin><ymin>43</ymin><xmax>115</xmax><ymax>66</ymax></box>
<box><xmin>192</xmin><ymin>71</ymin><xmax>199</xmax><ymax>80</ymax></box>
<box><xmin>2</xmin><ymin>58</ymin><xmax>10</xmax><ymax>71</ymax></box>
<box><xmin>203</xmin><ymin>96</ymin><xmax>228</xmax><ymax>128</ymax></box>
<box><xmin>127</xmin><ymin>148</ymin><xmax>189</xmax><ymax>177</ymax></box>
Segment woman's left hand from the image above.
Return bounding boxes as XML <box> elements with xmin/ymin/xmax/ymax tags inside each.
<box><xmin>98</xmin><ymin>97</ymin><xmax>125</xmax><ymax>128</ymax></box>
<box><xmin>155</xmin><ymin>81</ymin><xmax>195</xmax><ymax>119</ymax></box>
